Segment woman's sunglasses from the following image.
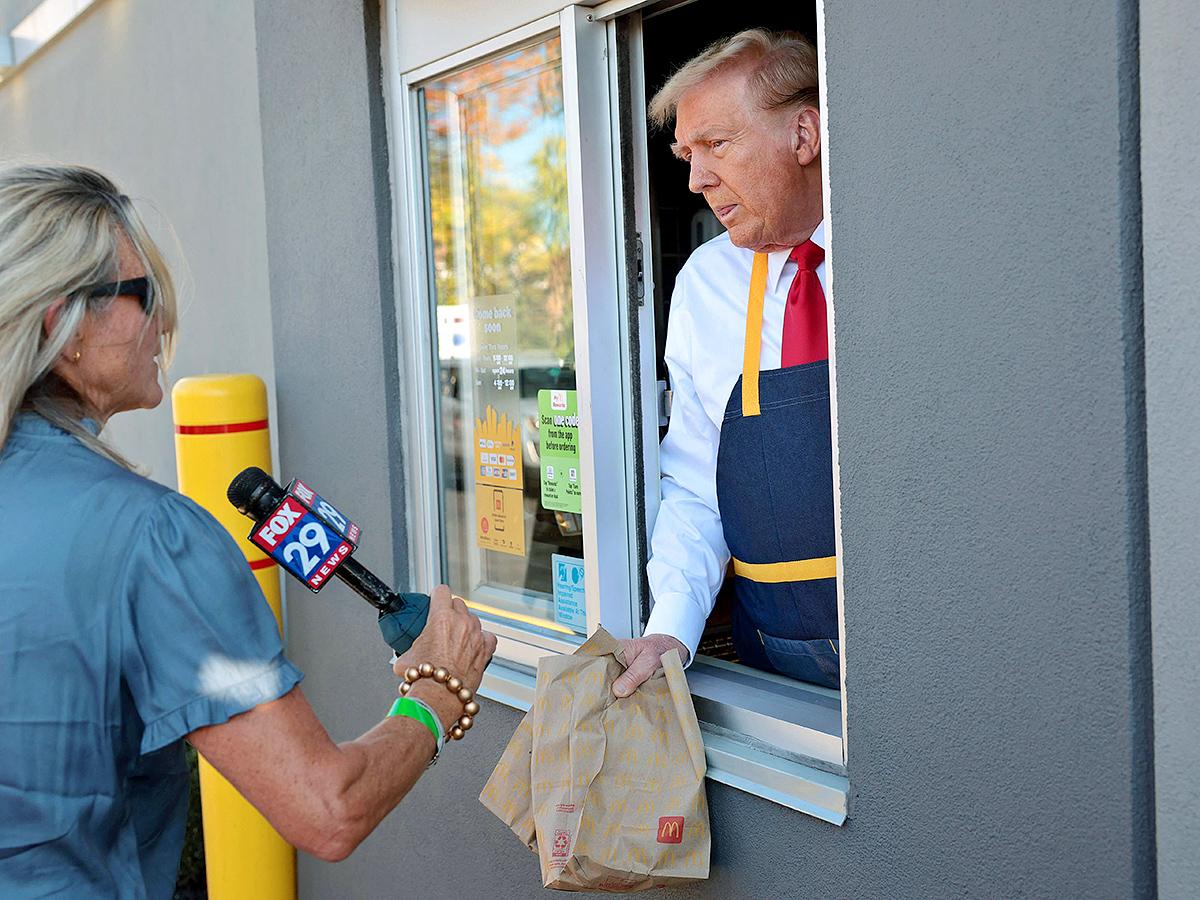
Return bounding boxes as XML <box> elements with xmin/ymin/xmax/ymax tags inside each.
<box><xmin>86</xmin><ymin>276</ymin><xmax>154</xmax><ymax>315</ymax></box>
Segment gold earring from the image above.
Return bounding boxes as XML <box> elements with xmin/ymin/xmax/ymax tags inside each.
<box><xmin>72</xmin><ymin>351</ymin><xmax>81</xmax><ymax>362</ymax></box>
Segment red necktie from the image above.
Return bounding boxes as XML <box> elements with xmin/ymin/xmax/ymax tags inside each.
<box><xmin>781</xmin><ymin>240</ymin><xmax>827</xmax><ymax>367</ymax></box>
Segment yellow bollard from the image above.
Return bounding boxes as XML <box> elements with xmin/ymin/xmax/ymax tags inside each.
<box><xmin>172</xmin><ymin>374</ymin><xmax>296</xmax><ymax>900</ymax></box>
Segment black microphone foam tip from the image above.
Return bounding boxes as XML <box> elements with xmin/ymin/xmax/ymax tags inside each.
<box><xmin>227</xmin><ymin>466</ymin><xmax>285</xmax><ymax>520</ymax></box>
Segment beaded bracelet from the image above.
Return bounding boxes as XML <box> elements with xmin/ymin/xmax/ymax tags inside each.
<box><xmin>399</xmin><ymin>662</ymin><xmax>482</xmax><ymax>740</ymax></box>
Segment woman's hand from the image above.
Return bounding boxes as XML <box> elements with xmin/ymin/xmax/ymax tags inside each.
<box><xmin>392</xmin><ymin>585</ymin><xmax>496</xmax><ymax>728</ymax></box>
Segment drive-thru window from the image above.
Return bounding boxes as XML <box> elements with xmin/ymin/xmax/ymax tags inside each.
<box><xmin>389</xmin><ymin>0</ymin><xmax>849</xmax><ymax>822</ymax></box>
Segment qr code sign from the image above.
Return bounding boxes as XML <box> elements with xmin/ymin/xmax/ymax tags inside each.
<box><xmin>552</xmin><ymin>829</ymin><xmax>572</xmax><ymax>860</ymax></box>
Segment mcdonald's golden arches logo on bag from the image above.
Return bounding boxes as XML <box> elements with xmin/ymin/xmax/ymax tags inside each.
<box><xmin>657</xmin><ymin>816</ymin><xmax>684</xmax><ymax>844</ymax></box>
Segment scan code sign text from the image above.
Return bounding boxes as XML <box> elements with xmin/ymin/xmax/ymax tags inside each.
<box><xmin>288</xmin><ymin>479</ymin><xmax>360</xmax><ymax>547</ymax></box>
<box><xmin>249</xmin><ymin>496</ymin><xmax>353</xmax><ymax>591</ymax></box>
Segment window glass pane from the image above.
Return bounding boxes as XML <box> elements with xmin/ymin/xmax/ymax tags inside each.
<box><xmin>422</xmin><ymin>36</ymin><xmax>585</xmax><ymax>637</ymax></box>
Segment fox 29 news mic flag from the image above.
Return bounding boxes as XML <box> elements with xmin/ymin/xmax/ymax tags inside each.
<box><xmin>481</xmin><ymin>628</ymin><xmax>711</xmax><ymax>892</ymax></box>
<box><xmin>245</xmin><ymin>477</ymin><xmax>359</xmax><ymax>591</ymax></box>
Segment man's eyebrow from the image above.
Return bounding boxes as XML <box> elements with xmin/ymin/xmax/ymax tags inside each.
<box><xmin>673</xmin><ymin>129</ymin><xmax>732</xmax><ymax>157</ymax></box>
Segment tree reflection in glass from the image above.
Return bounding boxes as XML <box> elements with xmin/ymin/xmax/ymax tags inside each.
<box><xmin>423</xmin><ymin>36</ymin><xmax>584</xmax><ymax>634</ymax></box>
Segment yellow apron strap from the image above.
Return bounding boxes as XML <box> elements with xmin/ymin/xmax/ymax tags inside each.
<box><xmin>741</xmin><ymin>252</ymin><xmax>769</xmax><ymax>417</ymax></box>
<box><xmin>732</xmin><ymin>555</ymin><xmax>837</xmax><ymax>583</ymax></box>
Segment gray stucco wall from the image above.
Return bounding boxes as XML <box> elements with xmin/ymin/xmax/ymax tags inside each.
<box><xmin>255</xmin><ymin>1</ymin><xmax>1156</xmax><ymax>898</ymax></box>
<box><xmin>250</xmin><ymin>1</ymin><xmax>415</xmax><ymax>893</ymax></box>
<box><xmin>822</xmin><ymin>0</ymin><xmax>1152</xmax><ymax>890</ymax></box>
<box><xmin>0</xmin><ymin>0</ymin><xmax>277</xmax><ymax>490</ymax></box>
<box><xmin>1142</xmin><ymin>1</ymin><xmax>1200</xmax><ymax>896</ymax></box>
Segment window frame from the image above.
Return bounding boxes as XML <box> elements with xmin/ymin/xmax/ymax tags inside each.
<box><xmin>383</xmin><ymin>1</ymin><xmax>850</xmax><ymax>825</ymax></box>
<box><xmin>389</xmin><ymin>11</ymin><xmax>638</xmax><ymax>652</ymax></box>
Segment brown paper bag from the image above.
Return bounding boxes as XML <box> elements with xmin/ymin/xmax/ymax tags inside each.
<box><xmin>481</xmin><ymin>627</ymin><xmax>710</xmax><ymax>892</ymax></box>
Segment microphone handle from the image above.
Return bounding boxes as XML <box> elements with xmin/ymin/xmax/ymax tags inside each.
<box><xmin>333</xmin><ymin>556</ymin><xmax>431</xmax><ymax>654</ymax></box>
<box><xmin>334</xmin><ymin>556</ymin><xmax>398</xmax><ymax>611</ymax></box>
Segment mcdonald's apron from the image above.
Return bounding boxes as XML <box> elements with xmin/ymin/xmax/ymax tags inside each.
<box><xmin>714</xmin><ymin>252</ymin><xmax>840</xmax><ymax>689</ymax></box>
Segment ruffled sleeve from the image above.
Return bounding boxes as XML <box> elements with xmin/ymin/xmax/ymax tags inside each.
<box><xmin>120</xmin><ymin>492</ymin><xmax>303</xmax><ymax>753</ymax></box>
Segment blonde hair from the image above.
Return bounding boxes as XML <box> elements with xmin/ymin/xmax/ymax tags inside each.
<box><xmin>0</xmin><ymin>163</ymin><xmax>178</xmax><ymax>467</ymax></box>
<box><xmin>648</xmin><ymin>29</ymin><xmax>819</xmax><ymax>130</ymax></box>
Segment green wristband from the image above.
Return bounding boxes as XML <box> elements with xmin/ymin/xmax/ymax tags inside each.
<box><xmin>388</xmin><ymin>696</ymin><xmax>445</xmax><ymax>765</ymax></box>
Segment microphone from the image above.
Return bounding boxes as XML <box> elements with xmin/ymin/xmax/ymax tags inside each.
<box><xmin>227</xmin><ymin>466</ymin><xmax>429</xmax><ymax>655</ymax></box>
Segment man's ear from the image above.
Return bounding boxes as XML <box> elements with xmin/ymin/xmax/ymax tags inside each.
<box><xmin>793</xmin><ymin>106</ymin><xmax>822</xmax><ymax>166</ymax></box>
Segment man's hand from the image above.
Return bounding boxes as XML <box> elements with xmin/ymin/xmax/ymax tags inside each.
<box><xmin>393</xmin><ymin>585</ymin><xmax>497</xmax><ymax>728</ymax></box>
<box><xmin>612</xmin><ymin>634</ymin><xmax>689</xmax><ymax>697</ymax></box>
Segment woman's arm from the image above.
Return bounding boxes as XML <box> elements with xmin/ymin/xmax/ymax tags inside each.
<box><xmin>187</xmin><ymin>586</ymin><xmax>495</xmax><ymax>862</ymax></box>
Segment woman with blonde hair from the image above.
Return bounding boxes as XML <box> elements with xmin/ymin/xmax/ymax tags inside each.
<box><xmin>0</xmin><ymin>164</ymin><xmax>494</xmax><ymax>897</ymax></box>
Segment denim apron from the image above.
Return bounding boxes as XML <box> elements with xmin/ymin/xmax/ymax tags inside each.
<box><xmin>715</xmin><ymin>252</ymin><xmax>840</xmax><ymax>689</ymax></box>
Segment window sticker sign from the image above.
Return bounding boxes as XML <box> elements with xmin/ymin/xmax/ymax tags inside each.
<box><xmin>470</xmin><ymin>295</ymin><xmax>519</xmax><ymax>413</ymax></box>
<box><xmin>474</xmin><ymin>405</ymin><xmax>526</xmax><ymax>558</ymax></box>
<box><xmin>552</xmin><ymin>553</ymin><xmax>586</xmax><ymax>634</ymax></box>
<box><xmin>470</xmin><ymin>295</ymin><xmax>525</xmax><ymax>558</ymax></box>
<box><xmin>538</xmin><ymin>389</ymin><xmax>581</xmax><ymax>514</ymax></box>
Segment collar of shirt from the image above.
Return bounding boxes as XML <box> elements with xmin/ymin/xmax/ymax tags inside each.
<box><xmin>766</xmin><ymin>218</ymin><xmax>827</xmax><ymax>293</ymax></box>
<box><xmin>11</xmin><ymin>412</ymin><xmax>100</xmax><ymax>438</ymax></box>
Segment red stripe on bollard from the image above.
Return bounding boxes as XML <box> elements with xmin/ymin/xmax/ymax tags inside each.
<box><xmin>249</xmin><ymin>558</ymin><xmax>276</xmax><ymax>571</ymax></box>
<box><xmin>175</xmin><ymin>419</ymin><xmax>269</xmax><ymax>435</ymax></box>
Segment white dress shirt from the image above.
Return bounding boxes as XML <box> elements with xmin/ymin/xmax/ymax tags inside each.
<box><xmin>644</xmin><ymin>220</ymin><xmax>829</xmax><ymax>663</ymax></box>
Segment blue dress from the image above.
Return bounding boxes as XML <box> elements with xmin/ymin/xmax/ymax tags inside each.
<box><xmin>0</xmin><ymin>413</ymin><xmax>304</xmax><ymax>898</ymax></box>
